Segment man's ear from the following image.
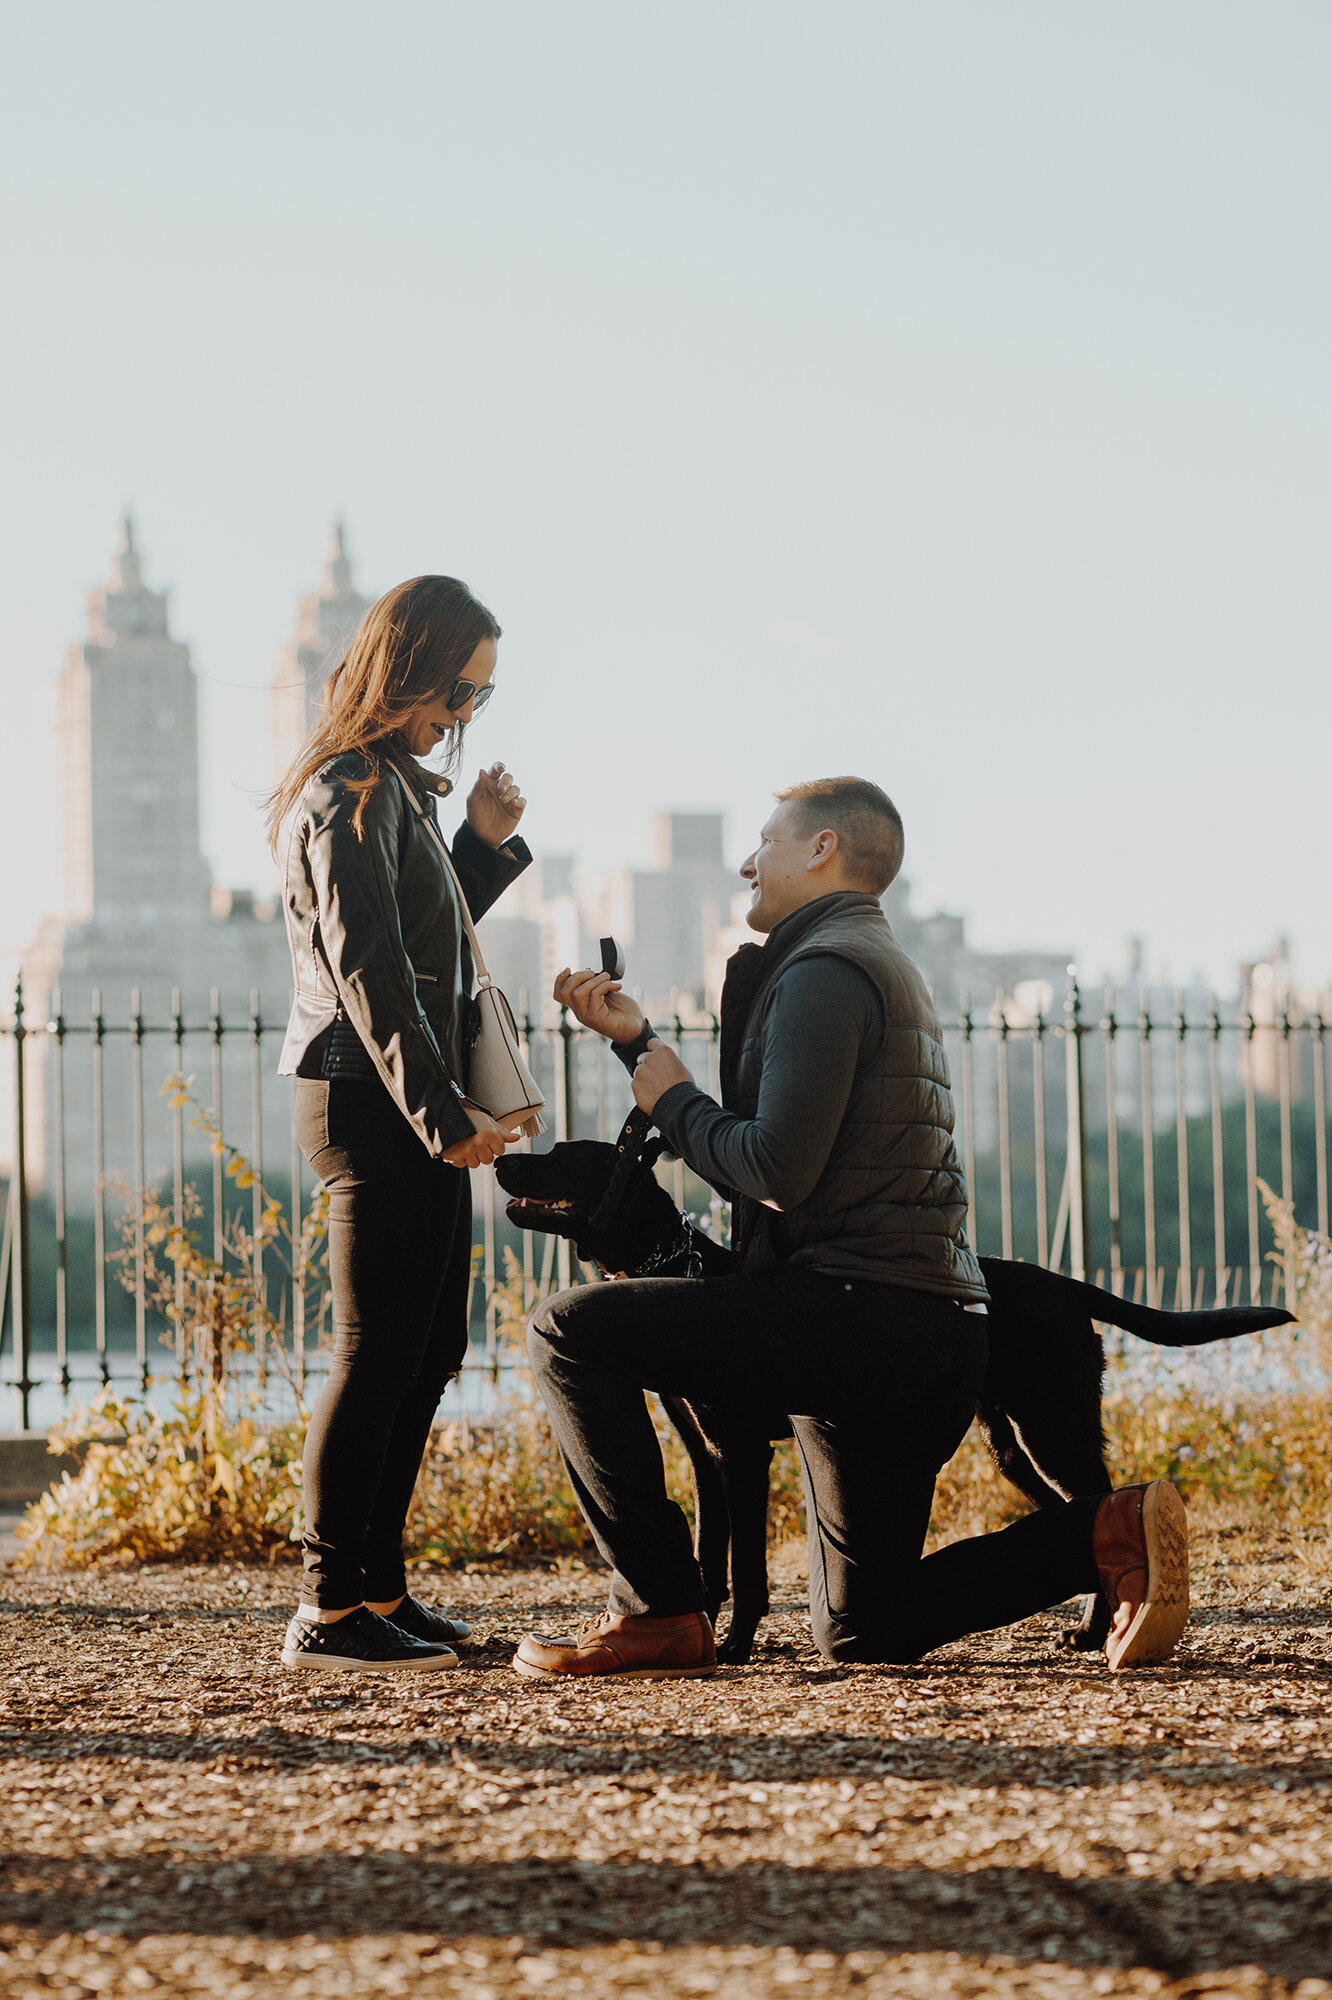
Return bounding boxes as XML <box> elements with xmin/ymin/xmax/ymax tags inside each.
<box><xmin>806</xmin><ymin>828</ymin><xmax>839</xmax><ymax>872</ymax></box>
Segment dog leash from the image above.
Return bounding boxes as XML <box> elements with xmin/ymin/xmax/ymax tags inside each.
<box><xmin>588</xmin><ymin>1106</ymin><xmax>665</xmax><ymax>1230</ymax></box>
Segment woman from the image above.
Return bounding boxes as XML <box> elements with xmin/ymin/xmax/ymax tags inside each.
<box><xmin>268</xmin><ymin>575</ymin><xmax>529</xmax><ymax>1672</ymax></box>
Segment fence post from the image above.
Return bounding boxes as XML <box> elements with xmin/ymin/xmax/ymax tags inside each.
<box><xmin>9</xmin><ymin>974</ymin><xmax>34</xmax><ymax>1429</ymax></box>
<box><xmin>1173</xmin><ymin>989</ymin><xmax>1192</xmax><ymax>1309</ymax></box>
<box><xmin>131</xmin><ymin>988</ymin><xmax>149</xmax><ymax>1391</ymax></box>
<box><xmin>1032</xmin><ymin>997</ymin><xmax>1050</xmax><ymax>1267</ymax></box>
<box><xmin>1064</xmin><ymin>967</ymin><xmax>1089</xmax><ymax>1282</ymax></box>
<box><xmin>91</xmin><ymin>987</ymin><xmax>109</xmax><ymax>1384</ymax></box>
<box><xmin>1208</xmin><ymin>994</ymin><xmax>1228</xmax><ymax>1306</ymax></box>
<box><xmin>958</xmin><ymin>989</ymin><xmax>977</xmax><ymax>1252</ymax></box>
<box><xmin>249</xmin><ymin>988</ymin><xmax>266</xmax><ymax>1391</ymax></box>
<box><xmin>1242</xmin><ymin>989</ymin><xmax>1260</xmax><ymax>1304</ymax></box>
<box><xmin>49</xmin><ymin>986</ymin><xmax>71</xmax><ymax>1395</ymax></box>
<box><xmin>210</xmin><ymin>988</ymin><xmax>224</xmax><ymax>1265</ymax></box>
<box><xmin>994</xmin><ymin>987</ymin><xmax>1013</xmax><ymax>1261</ymax></box>
<box><xmin>171</xmin><ymin>988</ymin><xmax>186</xmax><ymax>1379</ymax></box>
<box><xmin>1278</xmin><ymin>992</ymin><xmax>1295</xmax><ymax>1308</ymax></box>
<box><xmin>556</xmin><ymin>1005</ymin><xmax>574</xmax><ymax>1290</ymax></box>
<box><xmin>1313</xmin><ymin>1002</ymin><xmax>1329</xmax><ymax>1243</ymax></box>
<box><xmin>1101</xmin><ymin>986</ymin><xmax>1123</xmax><ymax>1293</ymax></box>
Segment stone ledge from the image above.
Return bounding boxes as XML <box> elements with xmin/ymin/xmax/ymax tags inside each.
<box><xmin>0</xmin><ymin>1431</ymin><xmax>83</xmax><ymax>1507</ymax></box>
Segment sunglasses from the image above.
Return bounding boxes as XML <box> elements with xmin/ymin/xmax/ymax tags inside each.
<box><xmin>447</xmin><ymin>677</ymin><xmax>494</xmax><ymax>715</ymax></box>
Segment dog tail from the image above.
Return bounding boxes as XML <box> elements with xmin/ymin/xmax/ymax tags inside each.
<box><xmin>978</xmin><ymin>1257</ymin><xmax>1294</xmax><ymax>1349</ymax></box>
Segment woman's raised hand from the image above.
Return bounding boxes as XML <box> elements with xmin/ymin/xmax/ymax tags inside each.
<box><xmin>442</xmin><ymin>1102</ymin><xmax>520</xmax><ymax>1169</ymax></box>
<box><xmin>553</xmin><ymin>967</ymin><xmax>647</xmax><ymax>1045</ymax></box>
<box><xmin>466</xmin><ymin>762</ymin><xmax>526</xmax><ymax>849</ymax></box>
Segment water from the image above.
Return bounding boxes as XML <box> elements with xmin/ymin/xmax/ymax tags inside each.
<box><xmin>7</xmin><ymin>1344</ymin><xmax>534</xmax><ymax>1435</ymax></box>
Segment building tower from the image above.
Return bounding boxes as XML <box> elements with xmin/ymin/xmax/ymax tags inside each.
<box><xmin>24</xmin><ymin>518</ymin><xmax>294</xmax><ymax>1205</ymax></box>
<box><xmin>270</xmin><ymin>522</ymin><xmax>370</xmax><ymax>778</ymax></box>
<box><xmin>57</xmin><ymin>515</ymin><xmax>211</xmax><ymax>931</ymax></box>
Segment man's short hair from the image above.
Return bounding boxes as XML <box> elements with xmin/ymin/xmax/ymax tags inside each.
<box><xmin>773</xmin><ymin>776</ymin><xmax>905</xmax><ymax>894</ymax></box>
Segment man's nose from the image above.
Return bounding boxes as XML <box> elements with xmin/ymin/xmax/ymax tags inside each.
<box><xmin>740</xmin><ymin>851</ymin><xmax>757</xmax><ymax>879</ymax></box>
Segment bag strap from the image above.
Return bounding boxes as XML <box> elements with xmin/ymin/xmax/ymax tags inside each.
<box><xmin>385</xmin><ymin>755</ymin><xmax>494</xmax><ymax>989</ymax></box>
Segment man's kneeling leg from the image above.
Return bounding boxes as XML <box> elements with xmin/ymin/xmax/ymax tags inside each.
<box><xmin>523</xmin><ymin>1278</ymin><xmax>709</xmax><ymax>1624</ymax></box>
<box><xmin>792</xmin><ymin>1414</ymin><xmax>944</xmax><ymax>1664</ymax></box>
<box><xmin>800</xmin><ymin>1437</ymin><xmax>1188</xmax><ymax>1670</ymax></box>
<box><xmin>796</xmin><ymin>1398</ymin><xmax>1104</xmax><ymax>1665</ymax></box>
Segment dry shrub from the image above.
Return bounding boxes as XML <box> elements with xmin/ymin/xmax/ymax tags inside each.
<box><xmin>402</xmin><ymin>1395</ymin><xmax>811</xmax><ymax>1568</ymax></box>
<box><xmin>1104</xmin><ymin>1382</ymin><xmax>1332</xmax><ymax>1509</ymax></box>
<box><xmin>17</xmin><ymin>1076</ymin><xmax>325</xmax><ymax>1570</ymax></box>
<box><xmin>1260</xmin><ymin>1178</ymin><xmax>1332</xmax><ymax>1378</ymax></box>
<box><xmin>20</xmin><ymin>1391</ymin><xmax>305</xmax><ymax>1567</ymax></box>
<box><xmin>405</xmin><ymin>1405</ymin><xmax>589</xmax><ymax>1565</ymax></box>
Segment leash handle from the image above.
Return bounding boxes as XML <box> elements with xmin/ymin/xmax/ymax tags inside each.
<box><xmin>589</xmin><ymin>1106</ymin><xmax>663</xmax><ymax>1230</ymax></box>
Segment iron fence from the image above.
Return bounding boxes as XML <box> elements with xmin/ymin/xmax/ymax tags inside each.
<box><xmin>1</xmin><ymin>969</ymin><xmax>1328</xmax><ymax>1429</ymax></box>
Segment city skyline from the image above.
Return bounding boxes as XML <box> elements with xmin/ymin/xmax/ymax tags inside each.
<box><xmin>0</xmin><ymin>507</ymin><xmax>1316</xmax><ymax>1004</ymax></box>
<box><xmin>2</xmin><ymin>7</ymin><xmax>1328</xmax><ymax>996</ymax></box>
<box><xmin>20</xmin><ymin>514</ymin><xmax>1086</xmax><ymax>1025</ymax></box>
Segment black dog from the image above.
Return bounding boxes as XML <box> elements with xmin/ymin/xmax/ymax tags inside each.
<box><xmin>497</xmin><ymin>1130</ymin><xmax>1292</xmax><ymax>1663</ymax></box>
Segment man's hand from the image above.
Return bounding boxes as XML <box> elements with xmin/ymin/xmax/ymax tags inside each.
<box><xmin>553</xmin><ymin>967</ymin><xmax>646</xmax><ymax>1045</ymax></box>
<box><xmin>633</xmin><ymin>1038</ymin><xmax>694</xmax><ymax>1116</ymax></box>
<box><xmin>466</xmin><ymin>762</ymin><xmax>526</xmax><ymax>849</ymax></box>
<box><xmin>441</xmin><ymin>1102</ymin><xmax>520</xmax><ymax>1169</ymax></box>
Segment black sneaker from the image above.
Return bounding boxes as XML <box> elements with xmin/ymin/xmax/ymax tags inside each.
<box><xmin>281</xmin><ymin>1605</ymin><xmax>459</xmax><ymax>1673</ymax></box>
<box><xmin>386</xmin><ymin>1594</ymin><xmax>474</xmax><ymax>1646</ymax></box>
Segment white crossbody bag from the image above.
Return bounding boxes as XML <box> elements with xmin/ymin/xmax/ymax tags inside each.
<box><xmin>390</xmin><ymin>760</ymin><xmax>546</xmax><ymax>1139</ymax></box>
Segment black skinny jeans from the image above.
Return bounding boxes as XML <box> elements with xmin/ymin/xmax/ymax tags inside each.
<box><xmin>528</xmin><ymin>1268</ymin><xmax>1102</xmax><ymax>1663</ymax></box>
<box><xmin>294</xmin><ymin>1078</ymin><xmax>473</xmax><ymax>1609</ymax></box>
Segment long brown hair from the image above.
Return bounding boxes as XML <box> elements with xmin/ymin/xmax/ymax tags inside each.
<box><xmin>267</xmin><ymin>575</ymin><xmax>501</xmax><ymax>848</ymax></box>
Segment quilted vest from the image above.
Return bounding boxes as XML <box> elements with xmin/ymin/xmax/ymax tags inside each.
<box><xmin>730</xmin><ymin>897</ymin><xmax>987</xmax><ymax>1301</ymax></box>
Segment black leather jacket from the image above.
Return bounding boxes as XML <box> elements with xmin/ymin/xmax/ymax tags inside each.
<box><xmin>278</xmin><ymin>749</ymin><xmax>531</xmax><ymax>1156</ymax></box>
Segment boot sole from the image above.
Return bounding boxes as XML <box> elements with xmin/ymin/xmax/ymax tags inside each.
<box><xmin>1105</xmin><ymin>1480</ymin><xmax>1189</xmax><ymax>1670</ymax></box>
<box><xmin>280</xmin><ymin>1647</ymin><xmax>459</xmax><ymax>1673</ymax></box>
<box><xmin>511</xmin><ymin>1657</ymin><xmax>717</xmax><ymax>1681</ymax></box>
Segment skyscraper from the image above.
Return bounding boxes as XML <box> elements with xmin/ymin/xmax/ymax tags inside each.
<box><xmin>23</xmin><ymin>522</ymin><xmax>292</xmax><ymax>1199</ymax></box>
<box><xmin>58</xmin><ymin>515</ymin><xmax>211</xmax><ymax>931</ymax></box>
<box><xmin>269</xmin><ymin>522</ymin><xmax>370</xmax><ymax>780</ymax></box>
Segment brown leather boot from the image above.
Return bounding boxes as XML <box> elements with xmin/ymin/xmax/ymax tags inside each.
<box><xmin>513</xmin><ymin>1609</ymin><xmax>717</xmax><ymax>1680</ymax></box>
<box><xmin>1093</xmin><ymin>1480</ymin><xmax>1189</xmax><ymax>1670</ymax></box>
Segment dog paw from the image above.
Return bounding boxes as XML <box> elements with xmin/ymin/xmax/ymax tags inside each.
<box><xmin>716</xmin><ymin>1624</ymin><xmax>760</xmax><ymax>1666</ymax></box>
<box><xmin>1053</xmin><ymin>1592</ymin><xmax>1109</xmax><ymax>1654</ymax></box>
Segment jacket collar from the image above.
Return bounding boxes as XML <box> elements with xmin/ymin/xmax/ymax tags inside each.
<box><xmin>718</xmin><ymin>891</ymin><xmax>882</xmax><ymax>1098</ymax></box>
<box><xmin>760</xmin><ymin>889</ymin><xmax>882</xmax><ymax>964</ymax></box>
<box><xmin>384</xmin><ymin>742</ymin><xmax>455</xmax><ymax>811</ymax></box>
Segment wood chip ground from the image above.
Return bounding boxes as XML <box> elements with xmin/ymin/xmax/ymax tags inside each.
<box><xmin>2</xmin><ymin>1520</ymin><xmax>1330</xmax><ymax>1998</ymax></box>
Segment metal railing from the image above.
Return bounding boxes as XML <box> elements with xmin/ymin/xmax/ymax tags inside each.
<box><xmin>1</xmin><ymin>969</ymin><xmax>1328</xmax><ymax>1428</ymax></box>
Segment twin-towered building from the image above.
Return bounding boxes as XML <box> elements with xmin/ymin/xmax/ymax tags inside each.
<box><xmin>20</xmin><ymin>521</ymin><xmax>369</xmax><ymax>1203</ymax></box>
<box><xmin>27</xmin><ymin>518</ymin><xmax>324</xmax><ymax>1034</ymax></box>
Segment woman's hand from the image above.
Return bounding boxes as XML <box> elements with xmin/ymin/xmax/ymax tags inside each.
<box><xmin>466</xmin><ymin>762</ymin><xmax>526</xmax><ymax>849</ymax></box>
<box><xmin>553</xmin><ymin>967</ymin><xmax>647</xmax><ymax>1045</ymax></box>
<box><xmin>441</xmin><ymin>1102</ymin><xmax>520</xmax><ymax>1169</ymax></box>
<box><xmin>632</xmin><ymin>1038</ymin><xmax>694</xmax><ymax>1116</ymax></box>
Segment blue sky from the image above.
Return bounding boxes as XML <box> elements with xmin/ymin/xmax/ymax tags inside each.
<box><xmin>1</xmin><ymin>1</ymin><xmax>1328</xmax><ymax>989</ymax></box>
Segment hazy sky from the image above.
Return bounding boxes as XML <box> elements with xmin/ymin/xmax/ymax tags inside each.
<box><xmin>2</xmin><ymin>1</ymin><xmax>1328</xmax><ymax>991</ymax></box>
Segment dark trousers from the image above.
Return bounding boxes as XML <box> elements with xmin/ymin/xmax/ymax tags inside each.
<box><xmin>528</xmin><ymin>1267</ymin><xmax>1101</xmax><ymax>1663</ymax></box>
<box><xmin>294</xmin><ymin>1079</ymin><xmax>472</xmax><ymax>1609</ymax></box>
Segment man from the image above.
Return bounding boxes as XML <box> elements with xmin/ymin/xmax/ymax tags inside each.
<box><xmin>513</xmin><ymin>777</ymin><xmax>1188</xmax><ymax>1680</ymax></box>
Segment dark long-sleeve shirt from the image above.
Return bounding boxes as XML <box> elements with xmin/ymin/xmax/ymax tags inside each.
<box><xmin>632</xmin><ymin>957</ymin><xmax>882</xmax><ymax>1210</ymax></box>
